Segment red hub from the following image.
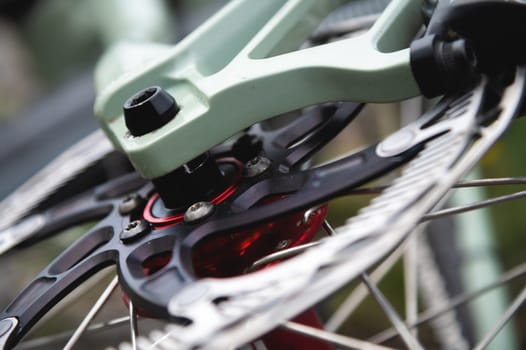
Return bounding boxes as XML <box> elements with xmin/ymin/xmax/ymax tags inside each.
<box><xmin>192</xmin><ymin>201</ymin><xmax>328</xmax><ymax>277</ymax></box>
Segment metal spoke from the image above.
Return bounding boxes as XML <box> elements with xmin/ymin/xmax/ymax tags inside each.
<box><xmin>247</xmin><ymin>242</ymin><xmax>320</xmax><ymax>272</ymax></box>
<box><xmin>129</xmin><ymin>301</ymin><xmax>139</xmax><ymax>350</ymax></box>
<box><xmin>473</xmin><ymin>285</ymin><xmax>526</xmax><ymax>350</ymax></box>
<box><xmin>247</xmin><ymin>218</ymin><xmax>335</xmax><ymax>272</ymax></box>
<box><xmin>370</xmin><ymin>262</ymin><xmax>526</xmax><ymax>344</ymax></box>
<box><xmin>325</xmin><ymin>243</ymin><xmax>406</xmax><ymax>331</ymax></box>
<box><xmin>18</xmin><ymin>317</ymin><xmax>130</xmax><ymax>349</ymax></box>
<box><xmin>63</xmin><ymin>275</ymin><xmax>119</xmax><ymax>350</ymax></box>
<box><xmin>346</xmin><ymin>177</ymin><xmax>526</xmax><ymax>196</ymax></box>
<box><xmin>454</xmin><ymin>177</ymin><xmax>526</xmax><ymax>187</ymax></box>
<box><xmin>86</xmin><ymin>316</ymin><xmax>129</xmax><ymax>331</ymax></box>
<box><xmin>322</xmin><ymin>219</ymin><xmax>336</xmax><ymax>236</ymax></box>
<box><xmin>281</xmin><ymin>321</ymin><xmax>394</xmax><ymax>350</ymax></box>
<box><xmin>421</xmin><ymin>190</ymin><xmax>526</xmax><ymax>221</ymax></box>
<box><xmin>361</xmin><ymin>274</ymin><xmax>424</xmax><ymax>350</ymax></box>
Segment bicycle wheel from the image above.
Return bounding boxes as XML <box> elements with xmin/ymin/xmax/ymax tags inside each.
<box><xmin>1</xmin><ymin>0</ymin><xmax>526</xmax><ymax>349</ymax></box>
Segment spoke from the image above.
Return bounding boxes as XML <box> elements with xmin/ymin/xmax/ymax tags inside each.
<box><xmin>129</xmin><ymin>301</ymin><xmax>139</xmax><ymax>350</ymax></box>
<box><xmin>18</xmin><ymin>317</ymin><xmax>129</xmax><ymax>349</ymax></box>
<box><xmin>146</xmin><ymin>327</ymin><xmax>178</xmax><ymax>350</ymax></box>
<box><xmin>322</xmin><ymin>219</ymin><xmax>336</xmax><ymax>236</ymax></box>
<box><xmin>370</xmin><ymin>262</ymin><xmax>526</xmax><ymax>343</ymax></box>
<box><xmin>281</xmin><ymin>321</ymin><xmax>394</xmax><ymax>350</ymax></box>
<box><xmin>325</xmin><ymin>244</ymin><xmax>406</xmax><ymax>331</ymax></box>
<box><xmin>473</xmin><ymin>285</ymin><xmax>526</xmax><ymax>350</ymax></box>
<box><xmin>421</xmin><ymin>190</ymin><xmax>526</xmax><ymax>221</ymax></box>
<box><xmin>361</xmin><ymin>274</ymin><xmax>424</xmax><ymax>350</ymax></box>
<box><xmin>346</xmin><ymin>177</ymin><xmax>526</xmax><ymax>196</ymax></box>
<box><xmin>247</xmin><ymin>242</ymin><xmax>320</xmax><ymax>272</ymax></box>
<box><xmin>87</xmin><ymin>316</ymin><xmax>129</xmax><ymax>330</ymax></box>
<box><xmin>454</xmin><ymin>177</ymin><xmax>526</xmax><ymax>187</ymax></box>
<box><xmin>248</xmin><ymin>219</ymin><xmax>335</xmax><ymax>274</ymax></box>
<box><xmin>63</xmin><ymin>275</ymin><xmax>119</xmax><ymax>350</ymax></box>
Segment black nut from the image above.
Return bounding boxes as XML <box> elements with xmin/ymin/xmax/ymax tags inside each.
<box><xmin>123</xmin><ymin>86</ymin><xmax>180</xmax><ymax>136</ymax></box>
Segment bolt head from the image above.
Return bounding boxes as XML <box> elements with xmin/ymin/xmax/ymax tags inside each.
<box><xmin>276</xmin><ymin>240</ymin><xmax>290</xmax><ymax>250</ymax></box>
<box><xmin>243</xmin><ymin>156</ymin><xmax>271</xmax><ymax>178</ymax></box>
<box><xmin>184</xmin><ymin>201</ymin><xmax>215</xmax><ymax>224</ymax></box>
<box><xmin>377</xmin><ymin>129</ymin><xmax>416</xmax><ymax>157</ymax></box>
<box><xmin>123</xmin><ymin>86</ymin><xmax>180</xmax><ymax>137</ymax></box>
<box><xmin>118</xmin><ymin>194</ymin><xmax>145</xmax><ymax>215</ymax></box>
<box><xmin>120</xmin><ymin>220</ymin><xmax>150</xmax><ymax>243</ymax></box>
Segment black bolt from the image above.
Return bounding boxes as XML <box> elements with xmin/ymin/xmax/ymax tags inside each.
<box><xmin>118</xmin><ymin>194</ymin><xmax>145</xmax><ymax>216</ymax></box>
<box><xmin>243</xmin><ymin>156</ymin><xmax>272</xmax><ymax>178</ymax></box>
<box><xmin>120</xmin><ymin>220</ymin><xmax>150</xmax><ymax>243</ymax></box>
<box><xmin>232</xmin><ymin>134</ymin><xmax>263</xmax><ymax>162</ymax></box>
<box><xmin>123</xmin><ymin>86</ymin><xmax>180</xmax><ymax>137</ymax></box>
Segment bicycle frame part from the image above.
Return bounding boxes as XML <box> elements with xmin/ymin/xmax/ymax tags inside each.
<box><xmin>94</xmin><ymin>0</ymin><xmax>423</xmax><ymax>179</ymax></box>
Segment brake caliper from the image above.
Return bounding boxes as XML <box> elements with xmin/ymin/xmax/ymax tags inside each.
<box><xmin>411</xmin><ymin>0</ymin><xmax>526</xmax><ymax>97</ymax></box>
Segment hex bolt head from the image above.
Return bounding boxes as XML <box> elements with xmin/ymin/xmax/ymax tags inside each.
<box><xmin>118</xmin><ymin>194</ymin><xmax>145</xmax><ymax>216</ymax></box>
<box><xmin>184</xmin><ymin>201</ymin><xmax>215</xmax><ymax>224</ymax></box>
<box><xmin>243</xmin><ymin>156</ymin><xmax>272</xmax><ymax>178</ymax></box>
<box><xmin>120</xmin><ymin>220</ymin><xmax>151</xmax><ymax>243</ymax></box>
<box><xmin>123</xmin><ymin>86</ymin><xmax>180</xmax><ymax>137</ymax></box>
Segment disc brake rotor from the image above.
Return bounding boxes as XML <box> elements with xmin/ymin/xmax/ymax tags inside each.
<box><xmin>0</xmin><ymin>67</ymin><xmax>523</xmax><ymax>349</ymax></box>
<box><xmin>135</xmin><ymin>70</ymin><xmax>526</xmax><ymax>349</ymax></box>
